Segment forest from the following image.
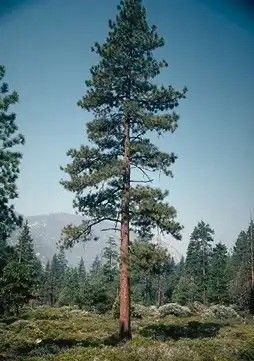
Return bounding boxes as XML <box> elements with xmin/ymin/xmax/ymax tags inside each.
<box><xmin>1</xmin><ymin>220</ymin><xmax>254</xmax><ymax>316</ymax></box>
<box><xmin>0</xmin><ymin>0</ymin><xmax>254</xmax><ymax>360</ymax></box>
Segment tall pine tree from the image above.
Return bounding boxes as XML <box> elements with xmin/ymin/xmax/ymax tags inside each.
<box><xmin>61</xmin><ymin>0</ymin><xmax>186</xmax><ymax>339</ymax></box>
<box><xmin>0</xmin><ymin>65</ymin><xmax>24</xmax><ymax>249</ymax></box>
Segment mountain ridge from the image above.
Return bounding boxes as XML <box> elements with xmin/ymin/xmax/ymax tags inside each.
<box><xmin>10</xmin><ymin>212</ymin><xmax>182</xmax><ymax>266</ymax></box>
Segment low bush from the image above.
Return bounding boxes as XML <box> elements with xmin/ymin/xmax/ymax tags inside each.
<box><xmin>158</xmin><ymin>303</ymin><xmax>192</xmax><ymax>317</ymax></box>
<box><xmin>23</xmin><ymin>306</ymin><xmax>77</xmax><ymax>320</ymax></box>
<box><xmin>202</xmin><ymin>305</ymin><xmax>240</xmax><ymax>320</ymax></box>
<box><xmin>188</xmin><ymin>301</ymin><xmax>208</xmax><ymax>314</ymax></box>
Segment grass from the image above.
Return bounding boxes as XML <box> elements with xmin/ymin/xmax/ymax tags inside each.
<box><xmin>0</xmin><ymin>306</ymin><xmax>254</xmax><ymax>361</ymax></box>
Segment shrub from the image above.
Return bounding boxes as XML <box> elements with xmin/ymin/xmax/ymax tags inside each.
<box><xmin>158</xmin><ymin>303</ymin><xmax>192</xmax><ymax>317</ymax></box>
<box><xmin>188</xmin><ymin>301</ymin><xmax>208</xmax><ymax>314</ymax></box>
<box><xmin>132</xmin><ymin>304</ymin><xmax>159</xmax><ymax>319</ymax></box>
<box><xmin>202</xmin><ymin>305</ymin><xmax>240</xmax><ymax>320</ymax></box>
<box><xmin>23</xmin><ymin>306</ymin><xmax>76</xmax><ymax>320</ymax></box>
<box><xmin>29</xmin><ymin>343</ymin><xmax>61</xmax><ymax>357</ymax></box>
<box><xmin>112</xmin><ymin>299</ymin><xmax>156</xmax><ymax>319</ymax></box>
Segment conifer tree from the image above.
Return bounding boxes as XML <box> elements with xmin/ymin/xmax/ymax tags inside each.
<box><xmin>0</xmin><ymin>223</ymin><xmax>41</xmax><ymax>314</ymax></box>
<box><xmin>78</xmin><ymin>255</ymin><xmax>114</xmax><ymax>313</ymax></box>
<box><xmin>130</xmin><ymin>241</ymin><xmax>171</xmax><ymax>305</ymax></box>
<box><xmin>58</xmin><ymin>267</ymin><xmax>80</xmax><ymax>306</ymax></box>
<box><xmin>102</xmin><ymin>237</ymin><xmax>119</xmax><ymax>282</ymax></box>
<box><xmin>76</xmin><ymin>258</ymin><xmax>88</xmax><ymax>308</ymax></box>
<box><xmin>16</xmin><ymin>221</ymin><xmax>38</xmax><ymax>264</ymax></box>
<box><xmin>178</xmin><ymin>256</ymin><xmax>185</xmax><ymax>275</ymax></box>
<box><xmin>42</xmin><ymin>261</ymin><xmax>53</xmax><ymax>305</ymax></box>
<box><xmin>78</xmin><ymin>257</ymin><xmax>86</xmax><ymax>279</ymax></box>
<box><xmin>172</xmin><ymin>275</ymin><xmax>198</xmax><ymax>305</ymax></box>
<box><xmin>181</xmin><ymin>221</ymin><xmax>214</xmax><ymax>303</ymax></box>
<box><xmin>0</xmin><ymin>65</ymin><xmax>24</xmax><ymax>249</ymax></box>
<box><xmin>61</xmin><ymin>0</ymin><xmax>186</xmax><ymax>339</ymax></box>
<box><xmin>207</xmin><ymin>243</ymin><xmax>229</xmax><ymax>304</ymax></box>
<box><xmin>90</xmin><ymin>256</ymin><xmax>102</xmax><ymax>277</ymax></box>
<box><xmin>163</xmin><ymin>257</ymin><xmax>181</xmax><ymax>303</ymax></box>
<box><xmin>49</xmin><ymin>251</ymin><xmax>68</xmax><ymax>305</ymax></box>
<box><xmin>230</xmin><ymin>221</ymin><xmax>254</xmax><ymax>312</ymax></box>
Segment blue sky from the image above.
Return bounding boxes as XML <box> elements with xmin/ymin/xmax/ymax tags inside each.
<box><xmin>0</xmin><ymin>0</ymin><xmax>253</xmax><ymax>254</ymax></box>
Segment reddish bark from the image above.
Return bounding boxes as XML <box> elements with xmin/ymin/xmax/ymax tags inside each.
<box><xmin>119</xmin><ymin>115</ymin><xmax>131</xmax><ymax>340</ymax></box>
<box><xmin>119</xmin><ymin>221</ymin><xmax>131</xmax><ymax>340</ymax></box>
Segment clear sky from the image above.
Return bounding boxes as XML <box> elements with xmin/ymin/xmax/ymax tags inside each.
<box><xmin>0</xmin><ymin>0</ymin><xmax>253</xmax><ymax>255</ymax></box>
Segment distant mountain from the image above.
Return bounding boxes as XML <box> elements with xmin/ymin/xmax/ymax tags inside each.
<box><xmin>9</xmin><ymin>212</ymin><xmax>182</xmax><ymax>267</ymax></box>
<box><xmin>10</xmin><ymin>213</ymin><xmax>116</xmax><ymax>267</ymax></box>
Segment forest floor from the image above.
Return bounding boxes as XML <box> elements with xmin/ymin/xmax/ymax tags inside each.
<box><xmin>0</xmin><ymin>306</ymin><xmax>254</xmax><ymax>361</ymax></box>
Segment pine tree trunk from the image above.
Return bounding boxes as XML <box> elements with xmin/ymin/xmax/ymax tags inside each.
<box><xmin>119</xmin><ymin>116</ymin><xmax>131</xmax><ymax>341</ymax></box>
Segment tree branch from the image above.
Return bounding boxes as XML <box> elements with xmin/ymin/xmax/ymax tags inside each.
<box><xmin>130</xmin><ymin>179</ymin><xmax>153</xmax><ymax>183</ymax></box>
<box><xmin>61</xmin><ymin>217</ymin><xmax>121</xmax><ymax>246</ymax></box>
<box><xmin>130</xmin><ymin>131</ymin><xmax>145</xmax><ymax>142</ymax></box>
<box><xmin>131</xmin><ymin>163</ymin><xmax>153</xmax><ymax>182</ymax></box>
<box><xmin>101</xmin><ymin>227</ymin><xmax>121</xmax><ymax>232</ymax></box>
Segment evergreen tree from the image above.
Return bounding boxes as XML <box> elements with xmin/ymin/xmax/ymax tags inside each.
<box><xmin>0</xmin><ymin>223</ymin><xmax>41</xmax><ymax>314</ymax></box>
<box><xmin>178</xmin><ymin>256</ymin><xmax>185</xmax><ymax>276</ymax></box>
<box><xmin>230</xmin><ymin>221</ymin><xmax>254</xmax><ymax>312</ymax></box>
<box><xmin>164</xmin><ymin>257</ymin><xmax>182</xmax><ymax>303</ymax></box>
<box><xmin>61</xmin><ymin>0</ymin><xmax>186</xmax><ymax>339</ymax></box>
<box><xmin>16</xmin><ymin>221</ymin><xmax>37</xmax><ymax>264</ymax></box>
<box><xmin>0</xmin><ymin>65</ymin><xmax>24</xmax><ymax>248</ymax></box>
<box><xmin>102</xmin><ymin>237</ymin><xmax>119</xmax><ymax>282</ymax></box>
<box><xmin>48</xmin><ymin>251</ymin><xmax>68</xmax><ymax>305</ymax></box>
<box><xmin>80</xmin><ymin>255</ymin><xmax>114</xmax><ymax>313</ymax></box>
<box><xmin>42</xmin><ymin>261</ymin><xmax>53</xmax><ymax>306</ymax></box>
<box><xmin>90</xmin><ymin>256</ymin><xmax>102</xmax><ymax>277</ymax></box>
<box><xmin>207</xmin><ymin>243</ymin><xmax>229</xmax><ymax>304</ymax></box>
<box><xmin>131</xmin><ymin>241</ymin><xmax>155</xmax><ymax>304</ymax></box>
<box><xmin>130</xmin><ymin>241</ymin><xmax>172</xmax><ymax>305</ymax></box>
<box><xmin>76</xmin><ymin>257</ymin><xmax>88</xmax><ymax>308</ymax></box>
<box><xmin>58</xmin><ymin>267</ymin><xmax>80</xmax><ymax>307</ymax></box>
<box><xmin>78</xmin><ymin>257</ymin><xmax>86</xmax><ymax>279</ymax></box>
<box><xmin>0</xmin><ymin>66</ymin><xmax>24</xmax><ymax>313</ymax></box>
<box><xmin>151</xmin><ymin>246</ymin><xmax>173</xmax><ymax>306</ymax></box>
<box><xmin>177</xmin><ymin>221</ymin><xmax>214</xmax><ymax>304</ymax></box>
<box><xmin>172</xmin><ymin>275</ymin><xmax>199</xmax><ymax>305</ymax></box>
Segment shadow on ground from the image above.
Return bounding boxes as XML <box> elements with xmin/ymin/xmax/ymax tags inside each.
<box><xmin>140</xmin><ymin>321</ymin><xmax>221</xmax><ymax>341</ymax></box>
<box><xmin>1</xmin><ymin>321</ymin><xmax>222</xmax><ymax>359</ymax></box>
<box><xmin>3</xmin><ymin>333</ymin><xmax>120</xmax><ymax>359</ymax></box>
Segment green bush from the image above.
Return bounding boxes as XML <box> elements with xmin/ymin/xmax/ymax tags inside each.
<box><xmin>23</xmin><ymin>306</ymin><xmax>76</xmax><ymax>320</ymax></box>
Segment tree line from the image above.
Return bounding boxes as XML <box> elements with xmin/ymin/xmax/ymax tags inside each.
<box><xmin>0</xmin><ymin>219</ymin><xmax>253</xmax><ymax>316</ymax></box>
